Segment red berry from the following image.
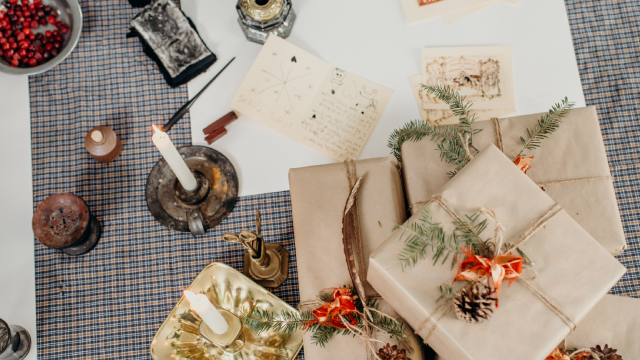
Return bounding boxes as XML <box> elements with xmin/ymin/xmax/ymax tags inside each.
<box><xmin>60</xmin><ymin>25</ymin><xmax>68</xmax><ymax>34</ymax></box>
<box><xmin>39</xmin><ymin>18</ymin><xmax>46</xmax><ymax>25</ymax></box>
<box><xmin>44</xmin><ymin>30</ymin><xmax>51</xmax><ymax>37</ymax></box>
<box><xmin>1</xmin><ymin>42</ymin><xmax>8</xmax><ymax>50</ymax></box>
<box><xmin>42</xmin><ymin>51</ymin><xmax>49</xmax><ymax>59</ymax></box>
<box><xmin>44</xmin><ymin>43</ymin><xmax>51</xmax><ymax>50</ymax></box>
<box><xmin>23</xmin><ymin>10</ymin><xmax>30</xmax><ymax>17</ymax></box>
<box><xmin>22</xmin><ymin>27</ymin><xmax>30</xmax><ymax>35</ymax></box>
<box><xmin>28</xmin><ymin>33</ymin><xmax>34</xmax><ymax>40</ymax></box>
<box><xmin>9</xmin><ymin>0</ymin><xmax>18</xmax><ymax>4</ymax></box>
<box><xmin>47</xmin><ymin>15</ymin><xmax>55</xmax><ymax>24</ymax></box>
<box><xmin>18</xmin><ymin>40</ymin><xmax>29</xmax><ymax>48</ymax></box>
<box><xmin>52</xmin><ymin>29</ymin><xmax>58</xmax><ymax>36</ymax></box>
<box><xmin>30</xmin><ymin>20</ymin><xmax>38</xmax><ymax>28</ymax></box>
<box><xmin>54</xmin><ymin>35</ymin><xmax>61</xmax><ymax>41</ymax></box>
<box><xmin>49</xmin><ymin>9</ymin><xmax>57</xmax><ymax>17</ymax></box>
<box><xmin>4</xmin><ymin>49</ymin><xmax>13</xmax><ymax>58</ymax></box>
<box><xmin>53</xmin><ymin>41</ymin><xmax>60</xmax><ymax>48</ymax></box>
<box><xmin>27</xmin><ymin>58</ymin><xmax>36</xmax><ymax>66</ymax></box>
<box><xmin>10</xmin><ymin>42</ymin><xmax>17</xmax><ymax>49</ymax></box>
<box><xmin>0</xmin><ymin>12</ymin><xmax>5</xmax><ymax>20</ymax></box>
<box><xmin>33</xmin><ymin>52</ymin><xmax>41</xmax><ymax>60</ymax></box>
<box><xmin>17</xmin><ymin>48</ymin><xmax>25</xmax><ymax>57</ymax></box>
<box><xmin>8</xmin><ymin>37</ymin><xmax>15</xmax><ymax>43</ymax></box>
<box><xmin>49</xmin><ymin>48</ymin><xmax>57</xmax><ymax>56</ymax></box>
<box><xmin>54</xmin><ymin>21</ymin><xmax>61</xmax><ymax>28</ymax></box>
<box><xmin>11</xmin><ymin>58</ymin><xmax>19</xmax><ymax>66</ymax></box>
<box><xmin>16</xmin><ymin>32</ymin><xmax>25</xmax><ymax>40</ymax></box>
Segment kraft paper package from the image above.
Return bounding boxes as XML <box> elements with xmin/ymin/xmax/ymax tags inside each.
<box><xmin>368</xmin><ymin>145</ymin><xmax>626</xmax><ymax>360</ymax></box>
<box><xmin>401</xmin><ymin>107</ymin><xmax>626</xmax><ymax>255</ymax></box>
<box><xmin>565</xmin><ymin>294</ymin><xmax>640</xmax><ymax>358</ymax></box>
<box><xmin>289</xmin><ymin>157</ymin><xmax>424</xmax><ymax>360</ymax></box>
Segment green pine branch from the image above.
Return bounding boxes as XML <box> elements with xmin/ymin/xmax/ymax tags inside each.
<box><xmin>394</xmin><ymin>208</ymin><xmax>463</xmax><ymax>270</ymax></box>
<box><xmin>517</xmin><ymin>97</ymin><xmax>575</xmax><ymax>157</ymax></box>
<box><xmin>436</xmin><ymin>284</ymin><xmax>455</xmax><ymax>303</ymax></box>
<box><xmin>387</xmin><ymin>119</ymin><xmax>459</xmax><ymax>162</ymax></box>
<box><xmin>452</xmin><ymin>210</ymin><xmax>494</xmax><ymax>257</ymax></box>
<box><xmin>240</xmin><ymin>290</ymin><xmax>407</xmax><ymax>348</ymax></box>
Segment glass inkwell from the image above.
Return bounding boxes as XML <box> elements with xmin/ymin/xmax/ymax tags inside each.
<box><xmin>236</xmin><ymin>0</ymin><xmax>296</xmax><ymax>44</ymax></box>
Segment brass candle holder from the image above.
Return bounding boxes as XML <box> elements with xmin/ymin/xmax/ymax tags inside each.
<box><xmin>149</xmin><ymin>263</ymin><xmax>303</xmax><ymax>360</ymax></box>
<box><xmin>145</xmin><ymin>146</ymin><xmax>238</xmax><ymax>237</ymax></box>
<box><xmin>222</xmin><ymin>210</ymin><xmax>289</xmax><ymax>288</ymax></box>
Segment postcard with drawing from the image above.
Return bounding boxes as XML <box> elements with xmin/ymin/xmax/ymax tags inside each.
<box><xmin>420</xmin><ymin>46</ymin><xmax>515</xmax><ymax>111</ymax></box>
<box><xmin>231</xmin><ymin>35</ymin><xmax>392</xmax><ymax>162</ymax></box>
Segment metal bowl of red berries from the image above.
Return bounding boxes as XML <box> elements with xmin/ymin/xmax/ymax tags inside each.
<box><xmin>0</xmin><ymin>0</ymin><xmax>82</xmax><ymax>75</ymax></box>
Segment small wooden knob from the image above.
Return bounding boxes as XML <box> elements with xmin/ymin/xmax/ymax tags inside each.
<box><xmin>85</xmin><ymin>126</ymin><xmax>122</xmax><ymax>163</ymax></box>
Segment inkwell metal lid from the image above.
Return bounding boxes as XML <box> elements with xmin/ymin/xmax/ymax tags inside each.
<box><xmin>238</xmin><ymin>0</ymin><xmax>284</xmax><ymax>22</ymax></box>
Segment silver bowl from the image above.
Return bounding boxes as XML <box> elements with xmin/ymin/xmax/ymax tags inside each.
<box><xmin>0</xmin><ymin>0</ymin><xmax>82</xmax><ymax>75</ymax></box>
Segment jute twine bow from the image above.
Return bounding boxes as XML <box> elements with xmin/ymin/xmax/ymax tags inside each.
<box><xmin>298</xmin><ymin>160</ymin><xmax>411</xmax><ymax>360</ymax></box>
<box><xmin>408</xmin><ymin>118</ymin><xmax>613</xmax><ymax>212</ymax></box>
<box><xmin>414</xmin><ymin>195</ymin><xmax>575</xmax><ymax>341</ymax></box>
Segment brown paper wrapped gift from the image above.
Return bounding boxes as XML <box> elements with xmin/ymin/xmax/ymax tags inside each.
<box><xmin>401</xmin><ymin>106</ymin><xmax>626</xmax><ymax>255</ymax></box>
<box><xmin>564</xmin><ymin>294</ymin><xmax>640</xmax><ymax>358</ymax></box>
<box><xmin>368</xmin><ymin>145</ymin><xmax>626</xmax><ymax>360</ymax></box>
<box><xmin>289</xmin><ymin>157</ymin><xmax>424</xmax><ymax>360</ymax></box>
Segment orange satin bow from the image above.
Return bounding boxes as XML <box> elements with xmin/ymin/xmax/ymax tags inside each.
<box><xmin>308</xmin><ymin>287</ymin><xmax>358</xmax><ymax>329</ymax></box>
<box><xmin>453</xmin><ymin>247</ymin><xmax>524</xmax><ymax>305</ymax></box>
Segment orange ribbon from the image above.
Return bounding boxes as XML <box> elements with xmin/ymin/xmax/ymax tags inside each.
<box><xmin>453</xmin><ymin>247</ymin><xmax>524</xmax><ymax>306</ymax></box>
<box><xmin>307</xmin><ymin>287</ymin><xmax>358</xmax><ymax>329</ymax></box>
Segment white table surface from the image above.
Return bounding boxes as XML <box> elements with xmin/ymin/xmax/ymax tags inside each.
<box><xmin>0</xmin><ymin>0</ymin><xmax>584</xmax><ymax>357</ymax></box>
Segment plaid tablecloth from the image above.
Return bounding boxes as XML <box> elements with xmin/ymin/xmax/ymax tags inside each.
<box><xmin>28</xmin><ymin>0</ymin><xmax>639</xmax><ymax>359</ymax></box>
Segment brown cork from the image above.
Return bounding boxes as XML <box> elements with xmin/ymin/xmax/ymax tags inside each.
<box><xmin>84</xmin><ymin>126</ymin><xmax>122</xmax><ymax>163</ymax></box>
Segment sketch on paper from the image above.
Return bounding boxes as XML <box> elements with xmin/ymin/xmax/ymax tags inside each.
<box><xmin>330</xmin><ymin>68</ymin><xmax>345</xmax><ymax>94</ymax></box>
<box><xmin>422</xmin><ymin>56</ymin><xmax>502</xmax><ymax>104</ymax></box>
<box><xmin>259</xmin><ymin>62</ymin><xmax>312</xmax><ymax>111</ymax></box>
<box><xmin>359</xmin><ymin>86</ymin><xmax>379</xmax><ymax>110</ymax></box>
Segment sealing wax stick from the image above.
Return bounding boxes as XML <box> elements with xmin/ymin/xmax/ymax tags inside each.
<box><xmin>203</xmin><ymin>111</ymin><xmax>238</xmax><ymax>135</ymax></box>
<box><xmin>205</xmin><ymin>127</ymin><xmax>228</xmax><ymax>145</ymax></box>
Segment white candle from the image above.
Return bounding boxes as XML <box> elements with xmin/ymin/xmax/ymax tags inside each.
<box><xmin>184</xmin><ymin>290</ymin><xmax>229</xmax><ymax>334</ymax></box>
<box><xmin>151</xmin><ymin>125</ymin><xmax>198</xmax><ymax>192</ymax></box>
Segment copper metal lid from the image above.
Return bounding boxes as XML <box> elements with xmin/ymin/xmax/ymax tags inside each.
<box><xmin>32</xmin><ymin>193</ymin><xmax>90</xmax><ymax>248</ymax></box>
<box><xmin>238</xmin><ymin>0</ymin><xmax>284</xmax><ymax>22</ymax></box>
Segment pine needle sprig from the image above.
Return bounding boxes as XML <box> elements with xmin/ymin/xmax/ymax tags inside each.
<box><xmin>241</xmin><ymin>288</ymin><xmax>407</xmax><ymax>348</ymax></box>
<box><xmin>387</xmin><ymin>119</ymin><xmax>459</xmax><ymax>162</ymax></box>
<box><xmin>422</xmin><ymin>85</ymin><xmax>478</xmax><ymax>138</ymax></box>
<box><xmin>517</xmin><ymin>97</ymin><xmax>575</xmax><ymax>157</ymax></box>
<box><xmin>394</xmin><ymin>208</ymin><xmax>463</xmax><ymax>270</ymax></box>
<box><xmin>240</xmin><ymin>308</ymin><xmax>314</xmax><ymax>335</ymax></box>
<box><xmin>436</xmin><ymin>284</ymin><xmax>455</xmax><ymax>303</ymax></box>
<box><xmin>452</xmin><ymin>210</ymin><xmax>494</xmax><ymax>257</ymax></box>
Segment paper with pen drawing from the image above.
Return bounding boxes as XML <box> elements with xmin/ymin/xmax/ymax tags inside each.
<box><xmin>231</xmin><ymin>35</ymin><xmax>392</xmax><ymax>162</ymax></box>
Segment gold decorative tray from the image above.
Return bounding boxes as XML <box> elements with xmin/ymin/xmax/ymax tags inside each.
<box><xmin>150</xmin><ymin>263</ymin><xmax>303</xmax><ymax>360</ymax></box>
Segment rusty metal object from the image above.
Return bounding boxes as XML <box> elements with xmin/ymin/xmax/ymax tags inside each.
<box><xmin>145</xmin><ymin>146</ymin><xmax>238</xmax><ymax>236</ymax></box>
<box><xmin>32</xmin><ymin>193</ymin><xmax>101</xmax><ymax>256</ymax></box>
<box><xmin>222</xmin><ymin>210</ymin><xmax>289</xmax><ymax>288</ymax></box>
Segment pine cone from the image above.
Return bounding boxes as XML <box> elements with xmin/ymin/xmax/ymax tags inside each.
<box><xmin>377</xmin><ymin>343</ymin><xmax>410</xmax><ymax>360</ymax></box>
<box><xmin>585</xmin><ymin>345</ymin><xmax>622</xmax><ymax>360</ymax></box>
<box><xmin>454</xmin><ymin>282</ymin><xmax>497</xmax><ymax>324</ymax></box>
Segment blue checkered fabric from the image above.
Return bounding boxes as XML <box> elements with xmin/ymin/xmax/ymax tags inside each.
<box><xmin>28</xmin><ymin>0</ymin><xmax>639</xmax><ymax>359</ymax></box>
<box><xmin>565</xmin><ymin>0</ymin><xmax>640</xmax><ymax>297</ymax></box>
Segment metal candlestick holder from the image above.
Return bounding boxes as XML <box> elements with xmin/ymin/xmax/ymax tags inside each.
<box><xmin>145</xmin><ymin>146</ymin><xmax>238</xmax><ymax>237</ymax></box>
<box><xmin>198</xmin><ymin>310</ymin><xmax>244</xmax><ymax>353</ymax></box>
<box><xmin>0</xmin><ymin>318</ymin><xmax>31</xmax><ymax>360</ymax></box>
<box><xmin>236</xmin><ymin>0</ymin><xmax>296</xmax><ymax>44</ymax></box>
<box><xmin>32</xmin><ymin>193</ymin><xmax>101</xmax><ymax>256</ymax></box>
<box><xmin>222</xmin><ymin>210</ymin><xmax>289</xmax><ymax>287</ymax></box>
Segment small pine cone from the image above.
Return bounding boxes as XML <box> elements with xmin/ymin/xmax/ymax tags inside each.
<box><xmin>377</xmin><ymin>343</ymin><xmax>410</xmax><ymax>360</ymax></box>
<box><xmin>586</xmin><ymin>345</ymin><xmax>622</xmax><ymax>360</ymax></box>
<box><xmin>453</xmin><ymin>282</ymin><xmax>497</xmax><ymax>324</ymax></box>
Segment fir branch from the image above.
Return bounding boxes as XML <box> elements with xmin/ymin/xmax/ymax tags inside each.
<box><xmin>517</xmin><ymin>97</ymin><xmax>575</xmax><ymax>157</ymax></box>
<box><xmin>395</xmin><ymin>208</ymin><xmax>463</xmax><ymax>270</ymax></box>
<box><xmin>436</xmin><ymin>284</ymin><xmax>455</xmax><ymax>303</ymax></box>
<box><xmin>240</xmin><ymin>308</ymin><xmax>314</xmax><ymax>335</ymax></box>
<box><xmin>387</xmin><ymin>119</ymin><xmax>458</xmax><ymax>162</ymax></box>
<box><xmin>422</xmin><ymin>85</ymin><xmax>478</xmax><ymax>138</ymax></box>
<box><xmin>452</xmin><ymin>210</ymin><xmax>494</xmax><ymax>257</ymax></box>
